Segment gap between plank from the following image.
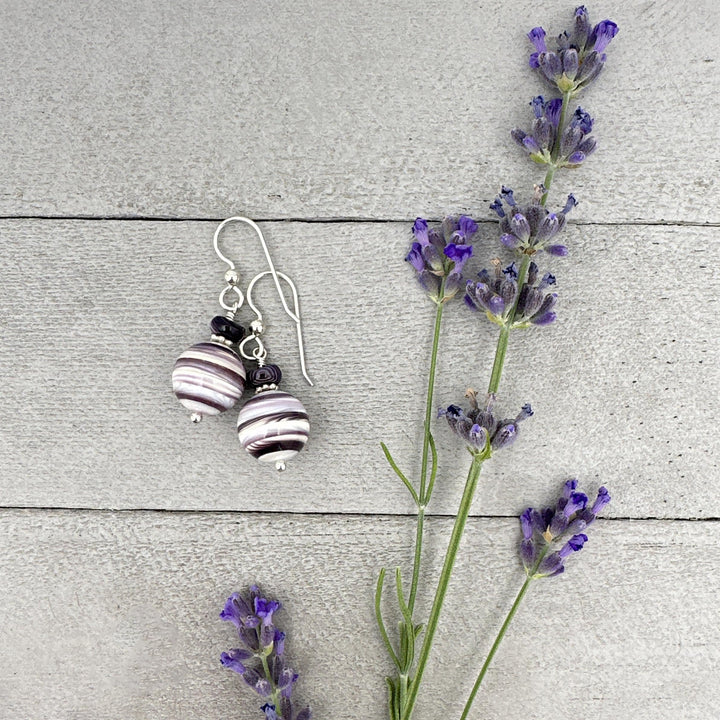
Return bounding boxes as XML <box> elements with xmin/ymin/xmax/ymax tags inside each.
<box><xmin>0</xmin><ymin>214</ymin><xmax>718</xmax><ymax>228</ymax></box>
<box><xmin>0</xmin><ymin>505</ymin><xmax>716</xmax><ymax>523</ymax></box>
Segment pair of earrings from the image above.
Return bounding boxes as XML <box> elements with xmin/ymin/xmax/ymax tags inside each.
<box><xmin>172</xmin><ymin>217</ymin><xmax>313</xmax><ymax>471</ymax></box>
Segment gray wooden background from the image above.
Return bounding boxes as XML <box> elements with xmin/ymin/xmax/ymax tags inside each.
<box><xmin>1</xmin><ymin>0</ymin><xmax>718</xmax><ymax>718</ymax></box>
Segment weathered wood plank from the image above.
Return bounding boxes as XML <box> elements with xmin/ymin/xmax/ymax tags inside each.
<box><xmin>0</xmin><ymin>0</ymin><xmax>717</xmax><ymax>222</ymax></box>
<box><xmin>0</xmin><ymin>219</ymin><xmax>717</xmax><ymax>517</ymax></box>
<box><xmin>0</xmin><ymin>511</ymin><xmax>716</xmax><ymax>719</ymax></box>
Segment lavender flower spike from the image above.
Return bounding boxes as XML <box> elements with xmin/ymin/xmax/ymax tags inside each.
<box><xmin>529</xmin><ymin>7</ymin><xmax>618</xmax><ymax>95</ymax></box>
<box><xmin>512</xmin><ymin>98</ymin><xmax>597</xmax><ymax>169</ymax></box>
<box><xmin>405</xmin><ymin>215</ymin><xmax>479</xmax><ymax>304</ymax></box>
<box><xmin>519</xmin><ymin>481</ymin><xmax>611</xmax><ymax>578</ymax></box>
<box><xmin>489</xmin><ymin>185</ymin><xmax>577</xmax><ymax>256</ymax></box>
<box><xmin>465</xmin><ymin>258</ymin><xmax>559</xmax><ymax>328</ymax></box>
<box><xmin>439</xmin><ymin>390</ymin><xmax>533</xmax><ymax>455</ymax></box>
<box><xmin>220</xmin><ymin>588</ymin><xmax>312</xmax><ymax>720</ymax></box>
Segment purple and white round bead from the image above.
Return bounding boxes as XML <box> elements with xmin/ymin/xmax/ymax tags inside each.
<box><xmin>237</xmin><ymin>390</ymin><xmax>310</xmax><ymax>469</ymax></box>
<box><xmin>172</xmin><ymin>342</ymin><xmax>246</xmax><ymax>418</ymax></box>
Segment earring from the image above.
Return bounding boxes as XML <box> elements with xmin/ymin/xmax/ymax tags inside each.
<box><xmin>236</xmin><ymin>270</ymin><xmax>314</xmax><ymax>471</ymax></box>
<box><xmin>171</xmin><ymin>218</ymin><xmax>252</xmax><ymax>422</ymax></box>
<box><xmin>171</xmin><ymin>217</ymin><xmax>314</xmax><ymax>471</ymax></box>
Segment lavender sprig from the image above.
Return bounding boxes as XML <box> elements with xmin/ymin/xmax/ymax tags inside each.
<box><xmin>392</xmin><ymin>8</ymin><xmax>618</xmax><ymax>720</ymax></box>
<box><xmin>459</xmin><ymin>482</ymin><xmax>611</xmax><ymax>720</ymax></box>
<box><xmin>220</xmin><ymin>587</ymin><xmax>311</xmax><ymax>720</ymax></box>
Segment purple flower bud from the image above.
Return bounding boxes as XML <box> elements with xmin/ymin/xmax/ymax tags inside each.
<box><xmin>561</xmin><ymin>194</ymin><xmax>578</xmax><ymax>215</ymax></box>
<box><xmin>260</xmin><ymin>622</ymin><xmax>275</xmax><ymax>649</ymax></box>
<box><xmin>567</xmin><ymin>151</ymin><xmax>586</xmax><ymax>165</ymax></box>
<box><xmin>421</xmin><ymin>243</ymin><xmax>444</xmax><ymax>273</ymax></box>
<box><xmin>220</xmin><ymin>592</ymin><xmax>258</xmax><ymax>629</ymax></box>
<box><xmin>577</xmin><ymin>136</ymin><xmax>597</xmax><ymax>155</ymax></box>
<box><xmin>500</xmin><ymin>185</ymin><xmax>516</xmax><ymax>206</ymax></box>
<box><xmin>412</xmin><ymin>218</ymin><xmax>429</xmax><ymax>244</ymax></box>
<box><xmin>469</xmin><ymin>423</ymin><xmax>488</xmax><ymax>449</ymax></box>
<box><xmin>444</xmin><ymin>243</ymin><xmax>473</xmax><ymax>272</ymax></box>
<box><xmin>576</xmin><ymin>50</ymin><xmax>604</xmax><ymax>84</ymax></box>
<box><xmin>564</xmin><ymin>492</ymin><xmax>589</xmax><ymax>517</ymax></box>
<box><xmin>527</xmin><ymin>27</ymin><xmax>547</xmax><ymax>53</ymax></box>
<box><xmin>274</xmin><ymin>629</ymin><xmax>286</xmax><ymax>656</ymax></box>
<box><xmin>486</xmin><ymin>293</ymin><xmax>506</xmax><ymax>317</ymax></box>
<box><xmin>406</xmin><ymin>242</ymin><xmax>425</xmax><ymax>273</ymax></box>
<box><xmin>520</xmin><ymin>508</ymin><xmax>534</xmax><ymax>539</ymax></box>
<box><xmin>417</xmin><ymin>270</ymin><xmax>442</xmax><ymax>299</ymax></box>
<box><xmin>243</xmin><ymin>669</ymin><xmax>272</xmax><ymax>697</ymax></box>
<box><xmin>458</xmin><ymin>215</ymin><xmax>479</xmax><ymax>238</ymax></box>
<box><xmin>502</xmin><ymin>262</ymin><xmax>518</xmax><ymax>279</ymax></box>
<box><xmin>539</xmin><ymin>51</ymin><xmax>562</xmax><ymax>81</ymax></box>
<box><xmin>511</xmin><ymin>127</ymin><xmax>527</xmax><ymax>147</ymax></box>
<box><xmin>523</xmin><ymin>135</ymin><xmax>542</xmax><ymax>154</ymax></box>
<box><xmin>296</xmin><ymin>709</ymin><xmax>313</xmax><ymax>720</ymax></box>
<box><xmin>531</xmin><ymin>95</ymin><xmax>545</xmax><ymax>118</ymax></box>
<box><xmin>559</xmin><ymin>533</ymin><xmax>589</xmax><ymax>558</ymax></box>
<box><xmin>492</xmin><ymin>421</ymin><xmax>518</xmax><ymax>450</ymax></box>
<box><xmin>562</xmin><ymin>479</ymin><xmax>578</xmax><ymax>499</ymax></box>
<box><xmin>490</xmin><ymin>198</ymin><xmax>505</xmax><ymax>218</ymax></box>
<box><xmin>538</xmin><ymin>552</ymin><xmax>564</xmax><ymax>577</ymax></box>
<box><xmin>510</xmin><ymin>213</ymin><xmax>532</xmax><ymax>242</ymax></box>
<box><xmin>571</xmin><ymin>107</ymin><xmax>594</xmax><ymax>133</ymax></box>
<box><xmin>536</xmin><ymin>213</ymin><xmax>560</xmax><ymax>241</ymax></box>
<box><xmin>532</xmin><ymin>117</ymin><xmax>553</xmax><ymax>152</ymax></box>
<box><xmin>590</xmin><ymin>19</ymin><xmax>618</xmax><ymax>53</ymax></box>
<box><xmin>573</xmin><ymin>5</ymin><xmax>591</xmax><ymax>49</ymax></box>
<box><xmin>517</xmin><ymin>403</ymin><xmax>534</xmax><ymax>421</ymax></box>
<box><xmin>562</xmin><ymin>48</ymin><xmax>579</xmax><ymax>78</ymax></box>
<box><xmin>520</xmin><ymin>538</ymin><xmax>536</xmax><ymax>568</ymax></box>
<box><xmin>546</xmin><ymin>98</ymin><xmax>563</xmax><ymax>128</ymax></box>
<box><xmin>255</xmin><ymin>597</ymin><xmax>281</xmax><ymax>625</ymax></box>
<box><xmin>220</xmin><ymin>648</ymin><xmax>252</xmax><ymax>674</ymax></box>
<box><xmin>531</xmin><ymin>311</ymin><xmax>556</xmax><ymax>326</ymax></box>
<box><xmin>500</xmin><ymin>233</ymin><xmax>520</xmax><ymax>248</ymax></box>
<box><xmin>592</xmin><ymin>486</ymin><xmax>611</xmax><ymax>515</ymax></box>
<box><xmin>261</xmin><ymin>704</ymin><xmax>280</xmax><ymax>720</ymax></box>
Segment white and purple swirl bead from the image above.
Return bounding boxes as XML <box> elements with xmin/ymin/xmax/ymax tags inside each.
<box><xmin>172</xmin><ymin>342</ymin><xmax>246</xmax><ymax>418</ymax></box>
<box><xmin>237</xmin><ymin>390</ymin><xmax>310</xmax><ymax>468</ymax></box>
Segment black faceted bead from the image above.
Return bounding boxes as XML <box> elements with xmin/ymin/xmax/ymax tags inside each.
<box><xmin>248</xmin><ymin>364</ymin><xmax>283</xmax><ymax>387</ymax></box>
<box><xmin>210</xmin><ymin>316</ymin><xmax>245</xmax><ymax>343</ymax></box>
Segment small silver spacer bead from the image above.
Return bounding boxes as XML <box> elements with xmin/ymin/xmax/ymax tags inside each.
<box><xmin>224</xmin><ymin>268</ymin><xmax>240</xmax><ymax>284</ymax></box>
<box><xmin>250</xmin><ymin>319</ymin><xmax>264</xmax><ymax>334</ymax></box>
<box><xmin>275</xmin><ymin>460</ymin><xmax>286</xmax><ymax>472</ymax></box>
<box><xmin>255</xmin><ymin>383</ymin><xmax>278</xmax><ymax>394</ymax></box>
<box><xmin>190</xmin><ymin>412</ymin><xmax>203</xmax><ymax>424</ymax></box>
<box><xmin>210</xmin><ymin>334</ymin><xmax>234</xmax><ymax>347</ymax></box>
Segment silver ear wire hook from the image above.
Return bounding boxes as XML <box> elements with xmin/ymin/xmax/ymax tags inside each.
<box><xmin>244</xmin><ymin>270</ymin><xmax>314</xmax><ymax>387</ymax></box>
<box><xmin>213</xmin><ymin>217</ymin><xmax>300</xmax><ymax>324</ymax></box>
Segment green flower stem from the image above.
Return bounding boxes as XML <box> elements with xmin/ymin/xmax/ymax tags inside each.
<box><xmin>458</xmin><ymin>577</ymin><xmax>532</xmax><ymax>720</ymax></box>
<box><xmin>486</xmin><ymin>253</ymin><xmax>532</xmax><ymax>395</ymax></box>
<box><xmin>459</xmin><ymin>546</ymin><xmax>549</xmax><ymax>720</ymax></box>
<box><xmin>540</xmin><ymin>165</ymin><xmax>555</xmax><ymax>205</ymax></box>
<box><xmin>258</xmin><ymin>639</ymin><xmax>279</xmax><ymax>710</ymax></box>
<box><xmin>409</xmin><ymin>284</ymin><xmax>446</xmax><ymax>612</ymax></box>
<box><xmin>401</xmin><ymin>452</ymin><xmax>486</xmax><ymax>720</ymax></box>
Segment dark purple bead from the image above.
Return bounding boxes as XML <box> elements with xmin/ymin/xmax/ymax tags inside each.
<box><xmin>210</xmin><ymin>316</ymin><xmax>245</xmax><ymax>343</ymax></box>
<box><xmin>248</xmin><ymin>364</ymin><xmax>283</xmax><ymax>388</ymax></box>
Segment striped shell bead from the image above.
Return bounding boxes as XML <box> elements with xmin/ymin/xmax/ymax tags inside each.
<box><xmin>172</xmin><ymin>342</ymin><xmax>246</xmax><ymax>417</ymax></box>
<box><xmin>237</xmin><ymin>390</ymin><xmax>310</xmax><ymax>466</ymax></box>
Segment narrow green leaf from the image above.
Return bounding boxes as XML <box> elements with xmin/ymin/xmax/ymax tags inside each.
<box><xmin>381</xmin><ymin>443</ymin><xmax>420</xmax><ymax>506</ymax></box>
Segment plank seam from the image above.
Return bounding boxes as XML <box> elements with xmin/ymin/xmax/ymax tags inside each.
<box><xmin>0</xmin><ymin>506</ymin><xmax>716</xmax><ymax>522</ymax></box>
<box><xmin>0</xmin><ymin>215</ymin><xmax>717</xmax><ymax>228</ymax></box>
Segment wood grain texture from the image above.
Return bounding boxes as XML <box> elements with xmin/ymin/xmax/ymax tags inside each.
<box><xmin>0</xmin><ymin>0</ymin><xmax>717</xmax><ymax>223</ymax></box>
<box><xmin>0</xmin><ymin>511</ymin><xmax>716</xmax><ymax>720</ymax></box>
<box><xmin>0</xmin><ymin>219</ymin><xmax>717</xmax><ymax>518</ymax></box>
